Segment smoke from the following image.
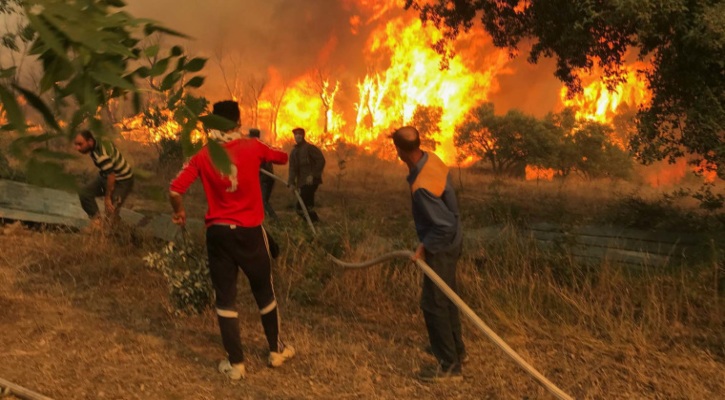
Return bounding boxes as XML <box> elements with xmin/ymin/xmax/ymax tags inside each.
<box><xmin>124</xmin><ymin>0</ymin><xmax>376</xmax><ymax>97</ymax></box>
<box><xmin>124</xmin><ymin>1</ymin><xmax>562</xmax><ymax>108</ymax></box>
<box><xmin>489</xmin><ymin>55</ymin><xmax>562</xmax><ymax>117</ymax></box>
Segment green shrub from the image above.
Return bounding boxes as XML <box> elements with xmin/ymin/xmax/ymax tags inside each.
<box><xmin>143</xmin><ymin>236</ymin><xmax>214</xmax><ymax>315</ymax></box>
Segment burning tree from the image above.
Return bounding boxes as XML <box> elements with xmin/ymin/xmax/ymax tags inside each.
<box><xmin>406</xmin><ymin>0</ymin><xmax>725</xmax><ymax>180</ymax></box>
<box><xmin>243</xmin><ymin>74</ymin><xmax>267</xmax><ymax>128</ymax></box>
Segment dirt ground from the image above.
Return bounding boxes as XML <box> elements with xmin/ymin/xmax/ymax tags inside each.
<box><xmin>1</xmin><ymin>223</ymin><xmax>723</xmax><ymax>400</ymax></box>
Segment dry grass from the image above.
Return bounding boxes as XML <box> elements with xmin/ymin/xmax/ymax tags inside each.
<box><xmin>1</xmin><ymin>143</ymin><xmax>723</xmax><ymax>399</ymax></box>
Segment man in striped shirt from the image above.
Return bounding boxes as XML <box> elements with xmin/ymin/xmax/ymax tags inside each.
<box><xmin>73</xmin><ymin>130</ymin><xmax>134</xmax><ymax>223</ymax></box>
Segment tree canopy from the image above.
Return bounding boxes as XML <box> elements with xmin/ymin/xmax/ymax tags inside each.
<box><xmin>456</xmin><ymin>103</ymin><xmax>632</xmax><ymax>179</ymax></box>
<box><xmin>405</xmin><ymin>0</ymin><xmax>725</xmax><ymax>179</ymax></box>
<box><xmin>0</xmin><ymin>0</ymin><xmax>235</xmax><ymax>187</ymax></box>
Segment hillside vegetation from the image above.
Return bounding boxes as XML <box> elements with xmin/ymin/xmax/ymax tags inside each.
<box><xmin>1</xmin><ymin>144</ymin><xmax>723</xmax><ymax>399</ymax></box>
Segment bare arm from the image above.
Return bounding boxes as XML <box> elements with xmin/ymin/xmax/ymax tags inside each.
<box><xmin>169</xmin><ymin>191</ymin><xmax>186</xmax><ymax>226</ymax></box>
<box><xmin>104</xmin><ymin>173</ymin><xmax>117</xmax><ymax>214</ymax></box>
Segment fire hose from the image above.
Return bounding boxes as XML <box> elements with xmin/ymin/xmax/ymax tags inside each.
<box><xmin>262</xmin><ymin>169</ymin><xmax>574</xmax><ymax>400</ymax></box>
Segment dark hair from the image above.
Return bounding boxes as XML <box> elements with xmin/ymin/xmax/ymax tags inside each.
<box><xmin>292</xmin><ymin>127</ymin><xmax>305</xmax><ymax>136</ymax></box>
<box><xmin>79</xmin><ymin>130</ymin><xmax>95</xmax><ymax>142</ymax></box>
<box><xmin>249</xmin><ymin>128</ymin><xmax>261</xmax><ymax>138</ymax></box>
<box><xmin>391</xmin><ymin>126</ymin><xmax>420</xmax><ymax>152</ymax></box>
<box><xmin>212</xmin><ymin>100</ymin><xmax>241</xmax><ymax>125</ymax></box>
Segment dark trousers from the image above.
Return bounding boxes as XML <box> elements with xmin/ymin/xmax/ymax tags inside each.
<box><xmin>421</xmin><ymin>243</ymin><xmax>465</xmax><ymax>372</ymax></box>
<box><xmin>79</xmin><ymin>175</ymin><xmax>134</xmax><ymax>218</ymax></box>
<box><xmin>296</xmin><ymin>183</ymin><xmax>319</xmax><ymax>222</ymax></box>
<box><xmin>261</xmin><ymin>180</ymin><xmax>278</xmax><ymax>220</ymax></box>
<box><xmin>206</xmin><ymin>225</ymin><xmax>281</xmax><ymax>364</ymax></box>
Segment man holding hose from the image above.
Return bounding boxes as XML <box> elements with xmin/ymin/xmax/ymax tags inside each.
<box><xmin>391</xmin><ymin>126</ymin><xmax>466</xmax><ymax>382</ymax></box>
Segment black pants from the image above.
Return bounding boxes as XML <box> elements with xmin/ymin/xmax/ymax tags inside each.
<box><xmin>296</xmin><ymin>183</ymin><xmax>319</xmax><ymax>222</ymax></box>
<box><xmin>79</xmin><ymin>175</ymin><xmax>134</xmax><ymax>218</ymax></box>
<box><xmin>261</xmin><ymin>180</ymin><xmax>278</xmax><ymax>220</ymax></box>
<box><xmin>421</xmin><ymin>243</ymin><xmax>465</xmax><ymax>372</ymax></box>
<box><xmin>206</xmin><ymin>225</ymin><xmax>282</xmax><ymax>364</ymax></box>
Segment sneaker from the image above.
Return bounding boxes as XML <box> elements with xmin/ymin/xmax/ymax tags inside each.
<box><xmin>268</xmin><ymin>344</ymin><xmax>296</xmax><ymax>367</ymax></box>
<box><xmin>418</xmin><ymin>364</ymin><xmax>463</xmax><ymax>383</ymax></box>
<box><xmin>218</xmin><ymin>359</ymin><xmax>245</xmax><ymax>380</ymax></box>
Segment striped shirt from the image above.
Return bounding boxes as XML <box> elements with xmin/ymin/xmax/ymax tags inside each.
<box><xmin>90</xmin><ymin>140</ymin><xmax>133</xmax><ymax>180</ymax></box>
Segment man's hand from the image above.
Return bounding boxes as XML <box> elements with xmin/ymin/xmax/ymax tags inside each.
<box><xmin>104</xmin><ymin>197</ymin><xmax>116</xmax><ymax>215</ymax></box>
<box><xmin>287</xmin><ymin>182</ymin><xmax>296</xmax><ymax>191</ymax></box>
<box><xmin>172</xmin><ymin>210</ymin><xmax>186</xmax><ymax>226</ymax></box>
<box><xmin>305</xmin><ymin>175</ymin><xmax>314</xmax><ymax>185</ymax></box>
<box><xmin>169</xmin><ymin>190</ymin><xmax>186</xmax><ymax>226</ymax></box>
<box><xmin>411</xmin><ymin>243</ymin><xmax>425</xmax><ymax>262</ymax></box>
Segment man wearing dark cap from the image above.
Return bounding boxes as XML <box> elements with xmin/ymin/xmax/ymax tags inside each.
<box><xmin>287</xmin><ymin>127</ymin><xmax>326</xmax><ymax>223</ymax></box>
<box><xmin>391</xmin><ymin>125</ymin><xmax>466</xmax><ymax>382</ymax></box>
<box><xmin>169</xmin><ymin>100</ymin><xmax>295</xmax><ymax>380</ymax></box>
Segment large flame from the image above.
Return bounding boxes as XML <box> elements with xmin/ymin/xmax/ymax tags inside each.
<box><xmin>252</xmin><ymin>3</ymin><xmax>510</xmax><ymax>164</ymax></box>
<box><xmin>117</xmin><ymin>109</ymin><xmax>205</xmax><ymax>144</ymax></box>
<box><xmin>560</xmin><ymin>62</ymin><xmax>651</xmax><ymax>125</ymax></box>
<box><xmin>353</xmin><ymin>17</ymin><xmax>510</xmax><ymax>163</ymax></box>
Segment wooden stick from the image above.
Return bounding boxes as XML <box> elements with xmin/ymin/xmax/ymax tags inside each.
<box><xmin>0</xmin><ymin>377</ymin><xmax>54</xmax><ymax>400</ymax></box>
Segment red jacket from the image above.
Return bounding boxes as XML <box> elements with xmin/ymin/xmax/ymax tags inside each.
<box><xmin>170</xmin><ymin>138</ymin><xmax>288</xmax><ymax>227</ymax></box>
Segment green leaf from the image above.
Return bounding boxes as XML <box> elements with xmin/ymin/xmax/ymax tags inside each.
<box><xmin>12</xmin><ymin>84</ymin><xmax>61</xmax><ymax>131</ymax></box>
<box><xmin>179</xmin><ymin>123</ymin><xmax>199</xmax><ymax>157</ymax></box>
<box><xmin>167</xmin><ymin>89</ymin><xmax>183</xmax><ymax>109</ymax></box>
<box><xmin>149</xmin><ymin>57</ymin><xmax>169</xmax><ymax>77</ymax></box>
<box><xmin>0</xmin><ymin>66</ymin><xmax>16</xmax><ymax>79</ymax></box>
<box><xmin>25</xmin><ymin>158</ymin><xmax>77</xmax><ymax>191</ymax></box>
<box><xmin>0</xmin><ymin>85</ymin><xmax>27</xmax><ymax>132</ymax></box>
<box><xmin>207</xmin><ymin>139</ymin><xmax>232</xmax><ymax>175</ymax></box>
<box><xmin>184</xmin><ymin>95</ymin><xmax>208</xmax><ymax>115</ymax></box>
<box><xmin>88</xmin><ymin>118</ymin><xmax>105</xmax><ymax>139</ymax></box>
<box><xmin>183</xmin><ymin>58</ymin><xmax>206</xmax><ymax>72</ymax></box>
<box><xmin>20</xmin><ymin>25</ymin><xmax>35</xmax><ymax>42</ymax></box>
<box><xmin>103</xmin><ymin>0</ymin><xmax>127</xmax><ymax>8</ymax></box>
<box><xmin>67</xmin><ymin>110</ymin><xmax>88</xmax><ymax>139</ymax></box>
<box><xmin>184</xmin><ymin>76</ymin><xmax>204</xmax><ymax>88</ymax></box>
<box><xmin>170</xmin><ymin>45</ymin><xmax>183</xmax><ymax>57</ymax></box>
<box><xmin>176</xmin><ymin>56</ymin><xmax>186</xmax><ymax>70</ymax></box>
<box><xmin>90</xmin><ymin>69</ymin><xmax>137</xmax><ymax>91</ymax></box>
<box><xmin>160</xmin><ymin>70</ymin><xmax>181</xmax><ymax>91</ymax></box>
<box><xmin>144</xmin><ymin>23</ymin><xmax>190</xmax><ymax>38</ymax></box>
<box><xmin>10</xmin><ymin>133</ymin><xmax>64</xmax><ymax>159</ymax></box>
<box><xmin>25</xmin><ymin>13</ymin><xmax>67</xmax><ymax>59</ymax></box>
<box><xmin>134</xmin><ymin>66</ymin><xmax>150</xmax><ymax>78</ymax></box>
<box><xmin>144</xmin><ymin>44</ymin><xmax>159</xmax><ymax>58</ymax></box>
<box><xmin>199</xmin><ymin>114</ymin><xmax>236</xmax><ymax>131</ymax></box>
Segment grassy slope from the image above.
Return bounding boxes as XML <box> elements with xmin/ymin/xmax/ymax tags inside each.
<box><xmin>1</xmin><ymin>144</ymin><xmax>723</xmax><ymax>399</ymax></box>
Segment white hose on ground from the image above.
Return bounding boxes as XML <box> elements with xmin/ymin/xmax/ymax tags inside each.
<box><xmin>262</xmin><ymin>170</ymin><xmax>574</xmax><ymax>400</ymax></box>
<box><xmin>327</xmin><ymin>251</ymin><xmax>574</xmax><ymax>400</ymax></box>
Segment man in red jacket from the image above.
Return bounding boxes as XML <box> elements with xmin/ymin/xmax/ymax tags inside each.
<box><xmin>169</xmin><ymin>100</ymin><xmax>294</xmax><ymax>380</ymax></box>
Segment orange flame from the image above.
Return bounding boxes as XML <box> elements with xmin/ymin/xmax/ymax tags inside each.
<box><xmin>252</xmin><ymin>6</ymin><xmax>510</xmax><ymax>164</ymax></box>
<box><xmin>353</xmin><ymin>17</ymin><xmax>510</xmax><ymax>163</ymax></box>
<box><xmin>117</xmin><ymin>109</ymin><xmax>205</xmax><ymax>144</ymax></box>
<box><xmin>560</xmin><ymin>62</ymin><xmax>651</xmax><ymax>125</ymax></box>
<box><xmin>525</xmin><ymin>166</ymin><xmax>555</xmax><ymax>181</ymax></box>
